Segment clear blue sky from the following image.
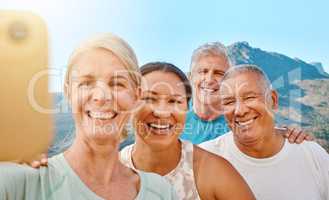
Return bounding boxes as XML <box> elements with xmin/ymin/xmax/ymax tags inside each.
<box><xmin>3</xmin><ymin>0</ymin><xmax>329</xmax><ymax>92</ymax></box>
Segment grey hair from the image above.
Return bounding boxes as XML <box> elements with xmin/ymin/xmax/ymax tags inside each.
<box><xmin>221</xmin><ymin>64</ymin><xmax>273</xmax><ymax>92</ymax></box>
<box><xmin>190</xmin><ymin>42</ymin><xmax>232</xmax><ymax>72</ymax></box>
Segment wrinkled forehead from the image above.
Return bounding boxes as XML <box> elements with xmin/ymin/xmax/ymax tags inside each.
<box><xmin>220</xmin><ymin>72</ymin><xmax>265</xmax><ymax>96</ymax></box>
<box><xmin>192</xmin><ymin>54</ymin><xmax>230</xmax><ymax>72</ymax></box>
<box><xmin>141</xmin><ymin>71</ymin><xmax>186</xmax><ymax>96</ymax></box>
<box><xmin>73</xmin><ymin>64</ymin><xmax>130</xmax><ymax>79</ymax></box>
<box><xmin>71</xmin><ymin>49</ymin><xmax>131</xmax><ymax>79</ymax></box>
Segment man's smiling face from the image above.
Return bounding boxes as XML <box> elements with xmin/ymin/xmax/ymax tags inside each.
<box><xmin>220</xmin><ymin>71</ymin><xmax>278</xmax><ymax>146</ymax></box>
<box><xmin>191</xmin><ymin>54</ymin><xmax>230</xmax><ymax>107</ymax></box>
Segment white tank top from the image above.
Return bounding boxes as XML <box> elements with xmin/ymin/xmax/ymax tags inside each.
<box><xmin>120</xmin><ymin>140</ymin><xmax>201</xmax><ymax>200</ymax></box>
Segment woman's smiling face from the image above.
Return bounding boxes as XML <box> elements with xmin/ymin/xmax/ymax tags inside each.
<box><xmin>69</xmin><ymin>48</ymin><xmax>138</xmax><ymax>145</ymax></box>
<box><xmin>134</xmin><ymin>70</ymin><xmax>188</xmax><ymax>150</ymax></box>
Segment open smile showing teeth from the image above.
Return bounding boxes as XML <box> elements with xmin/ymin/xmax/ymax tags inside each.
<box><xmin>87</xmin><ymin>111</ymin><xmax>118</xmax><ymax>120</ymax></box>
<box><xmin>235</xmin><ymin>117</ymin><xmax>257</xmax><ymax>127</ymax></box>
<box><xmin>148</xmin><ymin>123</ymin><xmax>171</xmax><ymax>130</ymax></box>
<box><xmin>147</xmin><ymin>123</ymin><xmax>174</xmax><ymax>135</ymax></box>
<box><xmin>202</xmin><ymin>88</ymin><xmax>216</xmax><ymax>92</ymax></box>
<box><xmin>200</xmin><ymin>86</ymin><xmax>218</xmax><ymax>93</ymax></box>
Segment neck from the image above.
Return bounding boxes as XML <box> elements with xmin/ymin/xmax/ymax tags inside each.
<box><xmin>234</xmin><ymin>128</ymin><xmax>285</xmax><ymax>158</ymax></box>
<box><xmin>64</xmin><ymin>131</ymin><xmax>123</xmax><ymax>185</ymax></box>
<box><xmin>192</xmin><ymin>96</ymin><xmax>222</xmax><ymax>121</ymax></box>
<box><xmin>132</xmin><ymin>138</ymin><xmax>181</xmax><ymax>176</ymax></box>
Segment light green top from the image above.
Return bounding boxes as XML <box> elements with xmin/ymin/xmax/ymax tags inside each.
<box><xmin>0</xmin><ymin>154</ymin><xmax>177</xmax><ymax>200</ymax></box>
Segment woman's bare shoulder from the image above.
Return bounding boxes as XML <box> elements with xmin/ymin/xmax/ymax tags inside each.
<box><xmin>193</xmin><ymin>145</ymin><xmax>255</xmax><ymax>200</ymax></box>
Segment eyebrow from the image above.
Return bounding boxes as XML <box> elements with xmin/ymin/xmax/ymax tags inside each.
<box><xmin>197</xmin><ymin>66</ymin><xmax>209</xmax><ymax>70</ymax></box>
<box><xmin>110</xmin><ymin>75</ymin><xmax>129</xmax><ymax>81</ymax></box>
<box><xmin>143</xmin><ymin>90</ymin><xmax>158</xmax><ymax>95</ymax></box>
<box><xmin>241</xmin><ymin>91</ymin><xmax>260</xmax><ymax>96</ymax></box>
<box><xmin>214</xmin><ymin>69</ymin><xmax>225</xmax><ymax>73</ymax></box>
<box><xmin>77</xmin><ymin>75</ymin><xmax>129</xmax><ymax>81</ymax></box>
<box><xmin>78</xmin><ymin>75</ymin><xmax>94</xmax><ymax>80</ymax></box>
<box><xmin>220</xmin><ymin>91</ymin><xmax>261</xmax><ymax>99</ymax></box>
<box><xmin>143</xmin><ymin>90</ymin><xmax>185</xmax><ymax>98</ymax></box>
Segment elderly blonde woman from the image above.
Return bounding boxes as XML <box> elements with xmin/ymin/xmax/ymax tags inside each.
<box><xmin>0</xmin><ymin>33</ymin><xmax>177</xmax><ymax>200</ymax></box>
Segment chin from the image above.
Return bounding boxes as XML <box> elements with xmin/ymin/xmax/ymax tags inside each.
<box><xmin>141</xmin><ymin>132</ymin><xmax>178</xmax><ymax>150</ymax></box>
<box><xmin>234</xmin><ymin>129</ymin><xmax>259</xmax><ymax>145</ymax></box>
<box><xmin>83</xmin><ymin>124</ymin><xmax>119</xmax><ymax>139</ymax></box>
<box><xmin>89</xmin><ymin>132</ymin><xmax>120</xmax><ymax>145</ymax></box>
<box><xmin>199</xmin><ymin>96</ymin><xmax>219</xmax><ymax>105</ymax></box>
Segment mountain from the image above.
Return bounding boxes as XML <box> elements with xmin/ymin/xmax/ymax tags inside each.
<box><xmin>228</xmin><ymin>41</ymin><xmax>329</xmax><ymax>81</ymax></box>
<box><xmin>50</xmin><ymin>42</ymin><xmax>329</xmax><ymax>154</ymax></box>
<box><xmin>310</xmin><ymin>62</ymin><xmax>327</xmax><ymax>76</ymax></box>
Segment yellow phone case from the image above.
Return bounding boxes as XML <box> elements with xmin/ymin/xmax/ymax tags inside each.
<box><xmin>0</xmin><ymin>11</ymin><xmax>53</xmax><ymax>162</ymax></box>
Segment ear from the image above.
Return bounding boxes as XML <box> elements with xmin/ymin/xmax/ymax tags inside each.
<box><xmin>270</xmin><ymin>90</ymin><xmax>279</xmax><ymax>110</ymax></box>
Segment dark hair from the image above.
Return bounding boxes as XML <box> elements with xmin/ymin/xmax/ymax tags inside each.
<box><xmin>140</xmin><ymin>62</ymin><xmax>192</xmax><ymax>102</ymax></box>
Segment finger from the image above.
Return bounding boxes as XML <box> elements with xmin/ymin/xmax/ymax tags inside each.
<box><xmin>288</xmin><ymin>128</ymin><xmax>298</xmax><ymax>143</ymax></box>
<box><xmin>306</xmin><ymin>134</ymin><xmax>314</xmax><ymax>141</ymax></box>
<box><xmin>40</xmin><ymin>158</ymin><xmax>48</xmax><ymax>166</ymax></box>
<box><xmin>296</xmin><ymin>131</ymin><xmax>306</xmax><ymax>144</ymax></box>
<box><xmin>283</xmin><ymin>129</ymin><xmax>291</xmax><ymax>138</ymax></box>
<box><xmin>30</xmin><ymin>161</ymin><xmax>41</xmax><ymax>168</ymax></box>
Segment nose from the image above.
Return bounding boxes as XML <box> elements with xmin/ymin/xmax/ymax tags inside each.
<box><xmin>205</xmin><ymin>71</ymin><xmax>215</xmax><ymax>81</ymax></box>
<box><xmin>234</xmin><ymin>100</ymin><xmax>249</xmax><ymax>117</ymax></box>
<box><xmin>204</xmin><ymin>71</ymin><xmax>219</xmax><ymax>86</ymax></box>
<box><xmin>153</xmin><ymin>101</ymin><xmax>171</xmax><ymax>118</ymax></box>
<box><xmin>91</xmin><ymin>82</ymin><xmax>113</xmax><ymax>105</ymax></box>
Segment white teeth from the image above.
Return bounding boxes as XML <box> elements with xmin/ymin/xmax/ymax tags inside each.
<box><xmin>202</xmin><ymin>88</ymin><xmax>215</xmax><ymax>93</ymax></box>
<box><xmin>236</xmin><ymin>119</ymin><xmax>254</xmax><ymax>126</ymax></box>
<box><xmin>89</xmin><ymin>111</ymin><xmax>116</xmax><ymax>120</ymax></box>
<box><xmin>200</xmin><ymin>86</ymin><xmax>218</xmax><ymax>93</ymax></box>
<box><xmin>149</xmin><ymin>123</ymin><xmax>170</xmax><ymax>129</ymax></box>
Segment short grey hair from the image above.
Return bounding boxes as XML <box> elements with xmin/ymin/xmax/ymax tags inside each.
<box><xmin>190</xmin><ymin>42</ymin><xmax>232</xmax><ymax>72</ymax></box>
<box><xmin>221</xmin><ymin>64</ymin><xmax>272</xmax><ymax>92</ymax></box>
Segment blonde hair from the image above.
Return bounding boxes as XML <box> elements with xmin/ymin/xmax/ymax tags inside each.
<box><xmin>64</xmin><ymin>33</ymin><xmax>141</xmax><ymax>98</ymax></box>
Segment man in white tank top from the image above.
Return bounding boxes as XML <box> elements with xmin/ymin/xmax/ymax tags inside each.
<box><xmin>200</xmin><ymin>64</ymin><xmax>329</xmax><ymax>200</ymax></box>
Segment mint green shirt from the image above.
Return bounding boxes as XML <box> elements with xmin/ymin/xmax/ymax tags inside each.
<box><xmin>0</xmin><ymin>154</ymin><xmax>177</xmax><ymax>200</ymax></box>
